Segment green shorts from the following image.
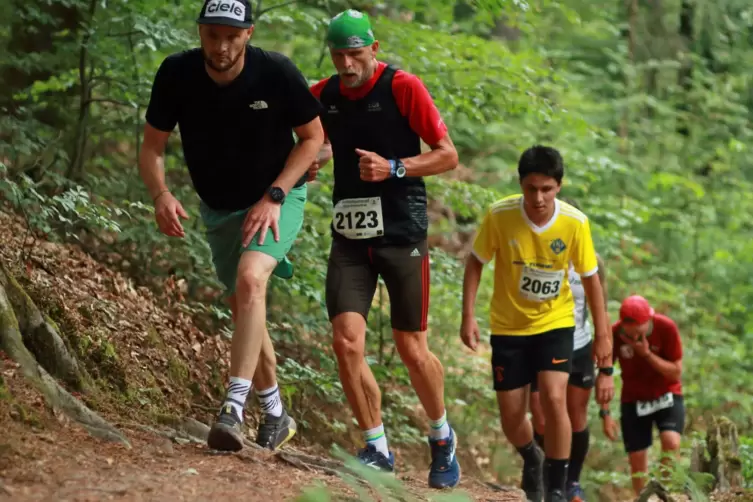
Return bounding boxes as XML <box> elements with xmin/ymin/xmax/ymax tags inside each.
<box><xmin>199</xmin><ymin>184</ymin><xmax>307</xmax><ymax>295</ymax></box>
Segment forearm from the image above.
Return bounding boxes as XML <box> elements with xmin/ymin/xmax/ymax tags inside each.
<box><xmin>645</xmin><ymin>353</ymin><xmax>682</xmax><ymax>381</ymax></box>
<box><xmin>583</xmin><ymin>275</ymin><xmax>609</xmax><ymax>336</ymax></box>
<box><xmin>274</xmin><ymin>136</ymin><xmax>322</xmax><ymax>193</ymax></box>
<box><xmin>139</xmin><ymin>148</ymin><xmax>168</xmax><ymax>200</ymax></box>
<box><xmin>402</xmin><ymin>146</ymin><xmax>458</xmax><ymax>177</ymax></box>
<box><xmin>462</xmin><ymin>255</ymin><xmax>484</xmax><ymax>318</ymax></box>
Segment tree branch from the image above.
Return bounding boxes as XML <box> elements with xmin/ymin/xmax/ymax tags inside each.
<box><xmin>83</xmin><ymin>98</ymin><xmax>137</xmax><ymax>108</ymax></box>
<box><xmin>259</xmin><ymin>0</ymin><xmax>298</xmax><ymax>17</ymax></box>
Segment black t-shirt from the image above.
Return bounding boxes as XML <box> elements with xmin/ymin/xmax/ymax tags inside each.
<box><xmin>145</xmin><ymin>45</ymin><xmax>323</xmax><ymax>211</ymax></box>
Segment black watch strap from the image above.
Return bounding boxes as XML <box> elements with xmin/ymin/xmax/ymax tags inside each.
<box><xmin>598</xmin><ymin>367</ymin><xmax>614</xmax><ymax>376</ymax></box>
<box><xmin>599</xmin><ymin>408</ymin><xmax>610</xmax><ymax>419</ymax></box>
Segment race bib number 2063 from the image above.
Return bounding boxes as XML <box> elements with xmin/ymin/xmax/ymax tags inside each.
<box><xmin>333</xmin><ymin>197</ymin><xmax>384</xmax><ymax>240</ymax></box>
<box><xmin>518</xmin><ymin>266</ymin><xmax>564</xmax><ymax>302</ymax></box>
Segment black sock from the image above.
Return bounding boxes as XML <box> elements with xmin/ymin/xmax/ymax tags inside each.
<box><xmin>533</xmin><ymin>431</ymin><xmax>545</xmax><ymax>451</ymax></box>
<box><xmin>568</xmin><ymin>428</ymin><xmax>590</xmax><ymax>484</ymax></box>
<box><xmin>517</xmin><ymin>441</ymin><xmax>542</xmax><ymax>464</ymax></box>
<box><xmin>545</xmin><ymin>458</ymin><xmax>568</xmax><ymax>493</ymax></box>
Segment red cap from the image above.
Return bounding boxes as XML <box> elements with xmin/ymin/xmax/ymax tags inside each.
<box><xmin>619</xmin><ymin>295</ymin><xmax>654</xmax><ymax>324</ymax></box>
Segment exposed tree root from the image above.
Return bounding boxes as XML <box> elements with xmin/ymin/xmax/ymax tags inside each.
<box><xmin>0</xmin><ymin>267</ymin><xmax>129</xmax><ymax>447</ymax></box>
<box><xmin>0</xmin><ymin>262</ymin><xmax>85</xmax><ymax>390</ymax></box>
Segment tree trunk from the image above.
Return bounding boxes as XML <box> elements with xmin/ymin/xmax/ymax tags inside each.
<box><xmin>0</xmin><ymin>274</ymin><xmax>129</xmax><ymax>446</ymax></box>
<box><xmin>690</xmin><ymin>415</ymin><xmax>744</xmax><ymax>492</ymax></box>
<box><xmin>1</xmin><ymin>0</ymin><xmax>83</xmax><ymax>126</ymax></box>
<box><xmin>676</xmin><ymin>0</ymin><xmax>693</xmax><ymax>137</ymax></box>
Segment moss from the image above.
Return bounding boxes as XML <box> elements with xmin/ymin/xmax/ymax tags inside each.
<box><xmin>167</xmin><ymin>356</ymin><xmax>189</xmax><ymax>384</ymax></box>
<box><xmin>0</xmin><ymin>374</ymin><xmax>10</xmax><ymax>401</ymax></box>
<box><xmin>10</xmin><ymin>402</ymin><xmax>40</xmax><ymax>427</ymax></box>
<box><xmin>146</xmin><ymin>325</ymin><xmax>164</xmax><ymax>348</ymax></box>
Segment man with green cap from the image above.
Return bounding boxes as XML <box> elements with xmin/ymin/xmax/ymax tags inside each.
<box><xmin>139</xmin><ymin>0</ymin><xmax>324</xmax><ymax>453</ymax></box>
<box><xmin>308</xmin><ymin>9</ymin><xmax>461</xmax><ymax>489</ymax></box>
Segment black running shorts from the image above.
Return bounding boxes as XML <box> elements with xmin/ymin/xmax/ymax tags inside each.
<box><xmin>620</xmin><ymin>394</ymin><xmax>685</xmax><ymax>453</ymax></box>
<box><xmin>325</xmin><ymin>238</ymin><xmax>430</xmax><ymax>332</ymax></box>
<box><xmin>530</xmin><ymin>341</ymin><xmax>595</xmax><ymax>392</ymax></box>
<box><xmin>490</xmin><ymin>327</ymin><xmax>575</xmax><ymax>391</ymax></box>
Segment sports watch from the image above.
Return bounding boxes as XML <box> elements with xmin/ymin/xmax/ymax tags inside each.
<box><xmin>390</xmin><ymin>159</ymin><xmax>407</xmax><ymax>178</ymax></box>
<box><xmin>267</xmin><ymin>186</ymin><xmax>286</xmax><ymax>204</ymax></box>
<box><xmin>599</xmin><ymin>408</ymin><xmax>610</xmax><ymax>419</ymax></box>
<box><xmin>598</xmin><ymin>367</ymin><xmax>614</xmax><ymax>376</ymax></box>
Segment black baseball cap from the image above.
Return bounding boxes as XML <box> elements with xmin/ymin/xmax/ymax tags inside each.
<box><xmin>197</xmin><ymin>0</ymin><xmax>254</xmax><ymax>29</ymax></box>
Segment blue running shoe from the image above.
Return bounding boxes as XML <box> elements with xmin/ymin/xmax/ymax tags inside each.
<box><xmin>428</xmin><ymin>427</ymin><xmax>461</xmax><ymax>489</ymax></box>
<box><xmin>357</xmin><ymin>444</ymin><xmax>395</xmax><ymax>473</ymax></box>
<box><xmin>566</xmin><ymin>482</ymin><xmax>586</xmax><ymax>502</ymax></box>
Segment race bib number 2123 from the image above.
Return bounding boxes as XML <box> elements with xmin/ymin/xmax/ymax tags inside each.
<box><xmin>333</xmin><ymin>197</ymin><xmax>384</xmax><ymax>240</ymax></box>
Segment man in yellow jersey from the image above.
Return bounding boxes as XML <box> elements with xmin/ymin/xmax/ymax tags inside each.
<box><xmin>460</xmin><ymin>145</ymin><xmax>613</xmax><ymax>502</ymax></box>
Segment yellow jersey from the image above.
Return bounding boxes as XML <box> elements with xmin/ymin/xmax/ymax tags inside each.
<box><xmin>472</xmin><ymin>195</ymin><xmax>598</xmax><ymax>336</ymax></box>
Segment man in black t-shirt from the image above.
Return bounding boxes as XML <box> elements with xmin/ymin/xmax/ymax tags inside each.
<box><xmin>139</xmin><ymin>0</ymin><xmax>324</xmax><ymax>453</ymax></box>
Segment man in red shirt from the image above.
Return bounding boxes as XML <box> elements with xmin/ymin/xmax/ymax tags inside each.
<box><xmin>306</xmin><ymin>9</ymin><xmax>460</xmax><ymax>489</ymax></box>
<box><xmin>600</xmin><ymin>295</ymin><xmax>684</xmax><ymax>496</ymax></box>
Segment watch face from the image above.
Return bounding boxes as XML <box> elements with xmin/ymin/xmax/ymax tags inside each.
<box><xmin>396</xmin><ymin>166</ymin><xmax>407</xmax><ymax>178</ymax></box>
<box><xmin>269</xmin><ymin>187</ymin><xmax>284</xmax><ymax>202</ymax></box>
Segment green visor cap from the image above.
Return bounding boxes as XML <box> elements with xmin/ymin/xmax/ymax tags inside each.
<box><xmin>326</xmin><ymin>9</ymin><xmax>376</xmax><ymax>49</ymax></box>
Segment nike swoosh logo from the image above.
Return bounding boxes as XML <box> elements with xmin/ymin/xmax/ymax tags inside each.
<box><xmin>552</xmin><ymin>358</ymin><xmax>568</xmax><ymax>364</ymax></box>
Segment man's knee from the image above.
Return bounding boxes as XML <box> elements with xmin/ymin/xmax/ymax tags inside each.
<box><xmin>332</xmin><ymin>314</ymin><xmax>366</xmax><ymax>363</ymax></box>
<box><xmin>394</xmin><ymin>330</ymin><xmax>432</xmax><ymax>369</ymax></box>
<box><xmin>660</xmin><ymin>431</ymin><xmax>681</xmax><ymax>451</ymax></box>
<box><xmin>538</xmin><ymin>372</ymin><xmax>569</xmax><ymax>415</ymax></box>
<box><xmin>236</xmin><ymin>252</ymin><xmax>276</xmax><ymax>306</ymax></box>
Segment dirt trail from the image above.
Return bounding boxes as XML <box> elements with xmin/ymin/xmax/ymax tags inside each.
<box><xmin>0</xmin><ymin>367</ymin><xmax>523</xmax><ymax>502</ymax></box>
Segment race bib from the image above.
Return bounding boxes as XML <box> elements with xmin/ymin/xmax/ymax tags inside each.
<box><xmin>518</xmin><ymin>266</ymin><xmax>564</xmax><ymax>302</ymax></box>
<box><xmin>333</xmin><ymin>197</ymin><xmax>384</xmax><ymax>240</ymax></box>
<box><xmin>636</xmin><ymin>392</ymin><xmax>674</xmax><ymax>417</ymax></box>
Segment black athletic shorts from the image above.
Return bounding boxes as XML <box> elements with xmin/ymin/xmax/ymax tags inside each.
<box><xmin>530</xmin><ymin>341</ymin><xmax>594</xmax><ymax>392</ymax></box>
<box><xmin>620</xmin><ymin>394</ymin><xmax>685</xmax><ymax>453</ymax></box>
<box><xmin>490</xmin><ymin>327</ymin><xmax>575</xmax><ymax>391</ymax></box>
<box><xmin>325</xmin><ymin>237</ymin><xmax>429</xmax><ymax>332</ymax></box>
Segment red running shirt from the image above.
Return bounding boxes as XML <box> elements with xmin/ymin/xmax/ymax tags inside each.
<box><xmin>612</xmin><ymin>313</ymin><xmax>683</xmax><ymax>403</ymax></box>
<box><xmin>310</xmin><ymin>62</ymin><xmax>448</xmax><ymax>146</ymax></box>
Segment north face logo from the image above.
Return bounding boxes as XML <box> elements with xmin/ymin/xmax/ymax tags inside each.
<box><xmin>367</xmin><ymin>102</ymin><xmax>381</xmax><ymax>112</ymax></box>
<box><xmin>205</xmin><ymin>0</ymin><xmax>245</xmax><ymax>21</ymax></box>
<box><xmin>249</xmin><ymin>100</ymin><xmax>268</xmax><ymax>110</ymax></box>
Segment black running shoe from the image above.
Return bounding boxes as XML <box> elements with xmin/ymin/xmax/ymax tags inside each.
<box><xmin>521</xmin><ymin>445</ymin><xmax>544</xmax><ymax>502</ymax></box>
<box><xmin>546</xmin><ymin>489</ymin><xmax>568</xmax><ymax>502</ymax></box>
<box><xmin>255</xmin><ymin>408</ymin><xmax>297</xmax><ymax>451</ymax></box>
<box><xmin>207</xmin><ymin>404</ymin><xmax>244</xmax><ymax>452</ymax></box>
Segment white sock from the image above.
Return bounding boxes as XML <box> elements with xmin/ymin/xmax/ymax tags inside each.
<box><xmin>256</xmin><ymin>385</ymin><xmax>283</xmax><ymax>418</ymax></box>
<box><xmin>428</xmin><ymin>411</ymin><xmax>451</xmax><ymax>440</ymax></box>
<box><xmin>223</xmin><ymin>376</ymin><xmax>252</xmax><ymax>421</ymax></box>
<box><xmin>364</xmin><ymin>424</ymin><xmax>390</xmax><ymax>457</ymax></box>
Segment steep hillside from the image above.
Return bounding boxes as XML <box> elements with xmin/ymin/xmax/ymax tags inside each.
<box><xmin>0</xmin><ymin>208</ymin><xmax>526</xmax><ymax>501</ymax></box>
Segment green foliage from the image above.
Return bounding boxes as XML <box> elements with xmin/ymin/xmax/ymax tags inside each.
<box><xmin>742</xmin><ymin>436</ymin><xmax>753</xmax><ymax>488</ymax></box>
<box><xmin>5</xmin><ymin>0</ymin><xmax>753</xmax><ymax>497</ymax></box>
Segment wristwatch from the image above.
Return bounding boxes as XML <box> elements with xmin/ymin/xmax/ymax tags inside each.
<box><xmin>390</xmin><ymin>159</ymin><xmax>407</xmax><ymax>178</ymax></box>
<box><xmin>599</xmin><ymin>409</ymin><xmax>610</xmax><ymax>419</ymax></box>
<box><xmin>267</xmin><ymin>186</ymin><xmax>286</xmax><ymax>204</ymax></box>
<box><xmin>598</xmin><ymin>367</ymin><xmax>614</xmax><ymax>376</ymax></box>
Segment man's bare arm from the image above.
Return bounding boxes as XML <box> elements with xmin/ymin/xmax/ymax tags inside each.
<box><xmin>582</xmin><ymin>273</ymin><xmax>609</xmax><ymax>337</ymax></box>
<box><xmin>462</xmin><ymin>253</ymin><xmax>484</xmax><ymax>319</ymax></box>
<box><xmin>402</xmin><ymin>135</ymin><xmax>459</xmax><ymax>177</ymax></box>
<box><xmin>596</xmin><ymin>254</ymin><xmax>608</xmax><ymax>307</ymax></box>
<box><xmin>272</xmin><ymin>117</ymin><xmax>325</xmax><ymax>194</ymax></box>
<box><xmin>139</xmin><ymin>124</ymin><xmax>172</xmax><ymax>200</ymax></box>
